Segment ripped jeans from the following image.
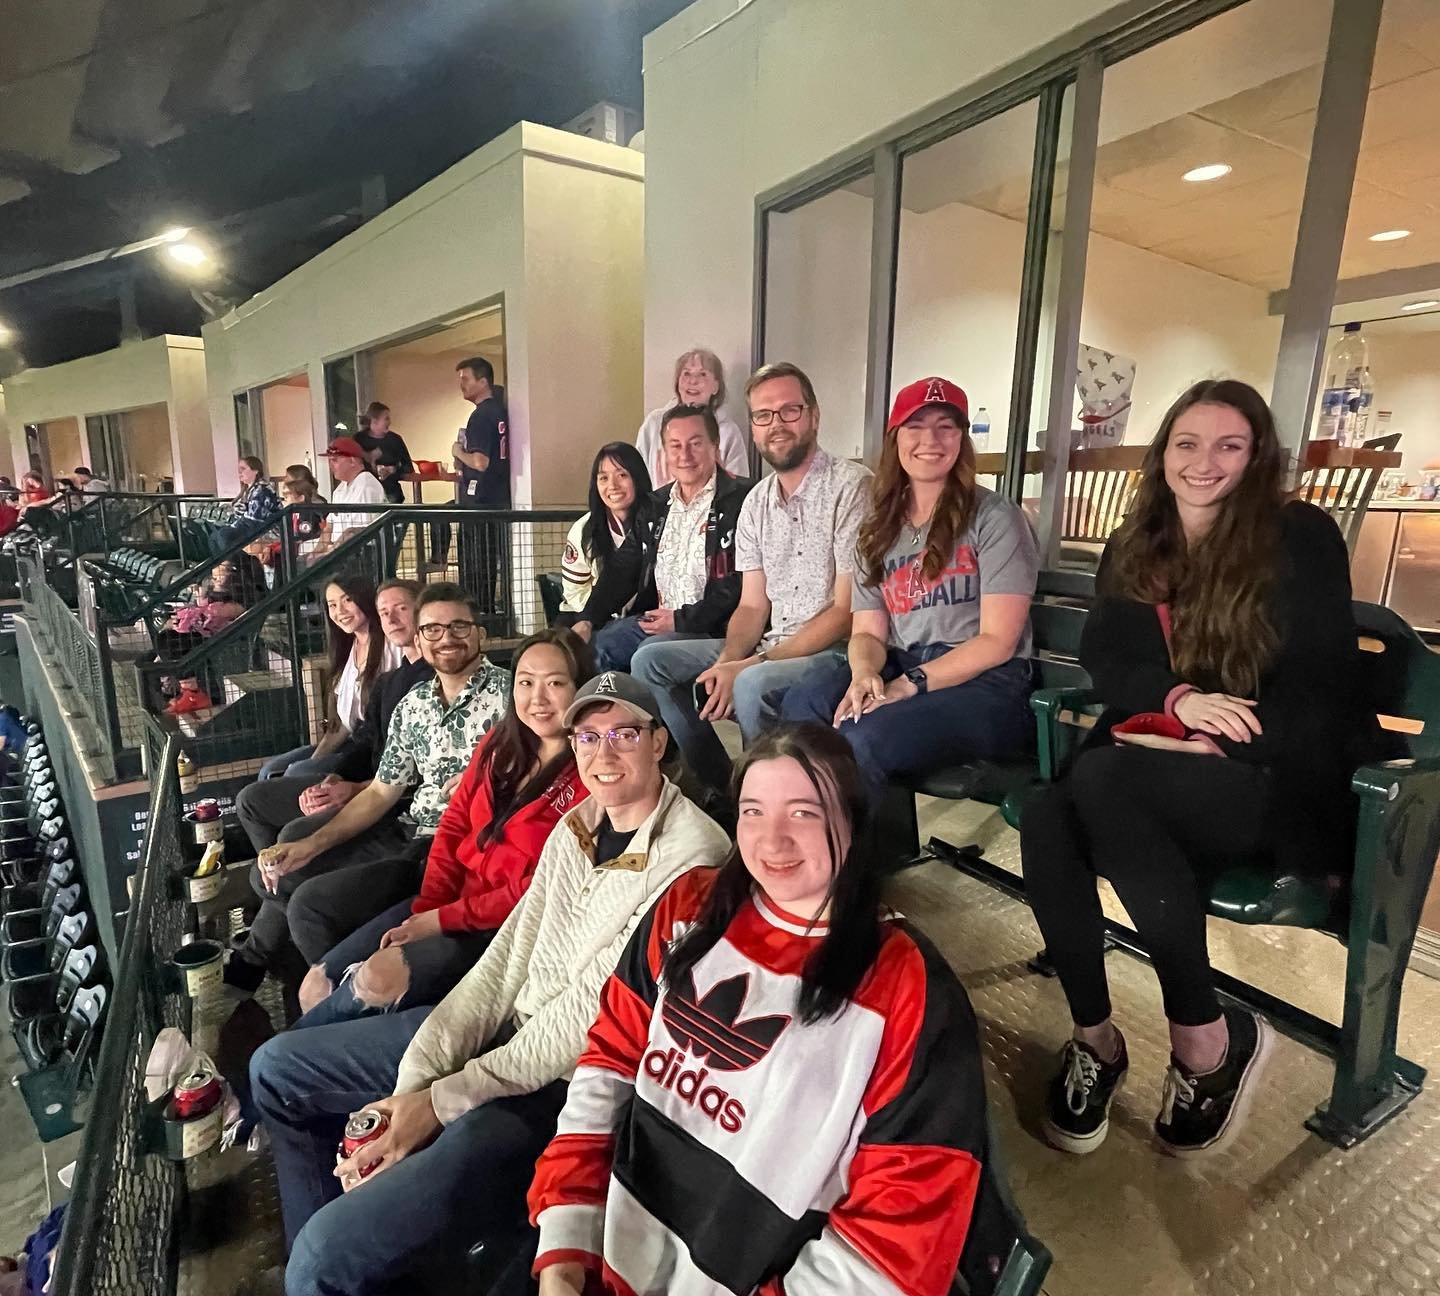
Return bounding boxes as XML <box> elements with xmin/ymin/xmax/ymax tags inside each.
<box><xmin>296</xmin><ymin>897</ymin><xmax>494</xmax><ymax>1029</ymax></box>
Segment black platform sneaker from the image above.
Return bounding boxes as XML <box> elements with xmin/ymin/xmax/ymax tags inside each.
<box><xmin>1155</xmin><ymin>1005</ymin><xmax>1273</xmax><ymax>1158</ymax></box>
<box><xmin>1042</xmin><ymin>1033</ymin><xmax>1129</xmax><ymax>1154</ymax></box>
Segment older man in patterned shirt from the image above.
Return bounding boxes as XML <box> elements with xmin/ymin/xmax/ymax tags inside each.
<box><xmin>229</xmin><ymin>583</ymin><xmax>509</xmax><ymax>989</ymax></box>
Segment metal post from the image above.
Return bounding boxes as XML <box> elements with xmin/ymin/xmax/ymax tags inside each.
<box><xmin>278</xmin><ymin>506</ymin><xmax>309</xmax><ymax>741</ymax></box>
<box><xmin>862</xmin><ymin>143</ymin><xmax>902</xmax><ymax>465</ymax></box>
<box><xmin>1036</xmin><ymin>54</ymin><xmax>1103</xmax><ymax>568</ymax></box>
<box><xmin>1269</xmin><ymin>0</ymin><xmax>1381</xmax><ymax>470</ymax></box>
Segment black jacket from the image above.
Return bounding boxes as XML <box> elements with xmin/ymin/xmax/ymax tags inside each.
<box><xmin>333</xmin><ymin>655</ymin><xmax>435</xmax><ymax>783</ymax></box>
<box><xmin>580</xmin><ymin>470</ymin><xmax>754</xmax><ymax>637</ymax></box>
<box><xmin>1080</xmin><ymin>500</ymin><xmax>1388</xmax><ymax>878</ymax></box>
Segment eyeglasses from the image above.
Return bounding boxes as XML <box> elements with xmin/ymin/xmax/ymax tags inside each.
<box><xmin>418</xmin><ymin>619</ymin><xmax>479</xmax><ymax>642</ymax></box>
<box><xmin>571</xmin><ymin>725</ymin><xmax>650</xmax><ymax>752</ymax></box>
<box><xmin>749</xmin><ymin>402</ymin><xmax>808</xmax><ymax>428</ymax></box>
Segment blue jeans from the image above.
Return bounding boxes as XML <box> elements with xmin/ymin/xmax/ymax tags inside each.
<box><xmin>591</xmin><ymin>616</ymin><xmax>702</xmax><ymax>672</ymax></box>
<box><xmin>630</xmin><ymin>637</ymin><xmax>832</xmax><ymax>790</ymax></box>
<box><xmin>781</xmin><ymin>651</ymin><xmax>1035</xmax><ymax>789</ymax></box>
<box><xmin>260</xmin><ymin>745</ymin><xmax>343</xmax><ymax>782</ymax></box>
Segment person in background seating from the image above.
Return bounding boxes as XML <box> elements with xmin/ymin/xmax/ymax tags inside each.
<box><xmin>235</xmin><ymin>580</ymin><xmax>429</xmax><ymax>865</ymax></box>
<box><xmin>631</xmin><ymin>361</ymin><xmax>871</xmax><ymax>791</ymax></box>
<box><xmin>574</xmin><ymin>405</ymin><xmax>751</xmax><ymax>673</ymax></box>
<box><xmin>453</xmin><ymin>356</ymin><xmax>510</xmax><ymax>621</ymax></box>
<box><xmin>259</xmin><ymin>576</ymin><xmax>402</xmax><ymax>782</ymax></box>
<box><xmin>530</xmin><ymin>723</ymin><xmax>988</xmax><ymax>1296</ymax></box>
<box><xmin>635</xmin><ymin>347</ymin><xmax>749</xmax><ymax>486</ymax></box>
<box><xmin>316</xmin><ymin>438</ymin><xmax>385</xmax><ymax>553</ymax></box>
<box><xmin>19</xmin><ymin>472</ymin><xmax>47</xmax><ymax>508</ymax></box>
<box><xmin>214</xmin><ymin>456</ymin><xmax>281</xmax><ymax>554</ymax></box>
<box><xmin>356</xmin><ymin>402</ymin><xmax>414</xmax><ymax>505</ymax></box>
<box><xmin>288</xmin><ymin>628</ymin><xmax>594</xmax><ymax>1022</ymax></box>
<box><xmin>73</xmin><ymin>465</ymin><xmax>108</xmax><ymax>494</ymax></box>
<box><xmin>153</xmin><ymin>553</ymin><xmax>268</xmax><ymax>715</ymax></box>
<box><xmin>228</xmin><ymin>583</ymin><xmax>508</xmax><ymax>992</ymax></box>
<box><xmin>782</xmin><ymin>376</ymin><xmax>1036</xmax><ymax>790</ymax></box>
<box><xmin>556</xmin><ymin>443</ymin><xmax>656</xmax><ymax>626</ymax></box>
<box><xmin>1020</xmin><ymin>378</ymin><xmax>1385</xmax><ymax>1160</ymax></box>
<box><xmin>247</xmin><ymin>672</ymin><xmax>727</xmax><ymax>1294</ymax></box>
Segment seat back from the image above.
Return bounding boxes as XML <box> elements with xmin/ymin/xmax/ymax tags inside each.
<box><xmin>1029</xmin><ymin>575</ymin><xmax>1092</xmax><ymax>693</ymax></box>
<box><xmin>1061</xmin><ymin>447</ymin><xmax>1141</xmax><ymax>546</ymax></box>
<box><xmin>1353</xmin><ymin>601</ymin><xmax>1440</xmax><ymax>761</ymax></box>
<box><xmin>1299</xmin><ymin>464</ymin><xmax>1385</xmax><ymax>552</ymax></box>
<box><xmin>48</xmin><ymin>912</ymin><xmax>90</xmax><ymax>969</ymax></box>
<box><xmin>954</xmin><ymin>1118</ymin><xmax>1052</xmax><ymax>1296</ymax></box>
<box><xmin>59</xmin><ymin>983</ymin><xmax>107</xmax><ymax>1084</ymax></box>
<box><xmin>537</xmin><ymin>572</ymin><xmax>564</xmax><ymax>625</ymax></box>
<box><xmin>54</xmin><ymin>943</ymin><xmax>99</xmax><ymax>1011</ymax></box>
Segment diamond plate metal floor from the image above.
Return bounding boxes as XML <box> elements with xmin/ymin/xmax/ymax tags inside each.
<box><xmin>173</xmin><ymin>796</ymin><xmax>1440</xmax><ymax>1296</ymax></box>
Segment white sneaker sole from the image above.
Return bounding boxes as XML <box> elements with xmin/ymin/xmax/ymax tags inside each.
<box><xmin>1158</xmin><ymin>1013</ymin><xmax>1274</xmax><ymax>1160</ymax></box>
<box><xmin>1042</xmin><ymin>1072</ymin><xmax>1125</xmax><ymax>1155</ymax></box>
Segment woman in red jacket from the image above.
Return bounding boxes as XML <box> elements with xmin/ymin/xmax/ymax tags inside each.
<box><xmin>293</xmin><ymin>629</ymin><xmax>593</xmax><ymax>1026</ymax></box>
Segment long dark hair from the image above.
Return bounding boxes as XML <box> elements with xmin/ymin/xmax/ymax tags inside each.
<box><xmin>664</xmin><ymin>724</ymin><xmax>882</xmax><ymax>1025</ymax></box>
<box><xmin>234</xmin><ymin>456</ymin><xmax>266</xmax><ymax>505</ymax></box>
<box><xmin>858</xmin><ymin>399</ymin><xmax>978</xmax><ymax>588</ymax></box>
<box><xmin>323</xmin><ymin>575</ymin><xmax>386</xmax><ymax>713</ymax></box>
<box><xmin>583</xmin><ymin>442</ymin><xmax>654</xmax><ymax>567</ymax></box>
<box><xmin>475</xmin><ymin>629</ymin><xmax>594</xmax><ymax>849</ymax></box>
<box><xmin>1103</xmin><ymin>378</ymin><xmax>1285</xmax><ymax>695</ymax></box>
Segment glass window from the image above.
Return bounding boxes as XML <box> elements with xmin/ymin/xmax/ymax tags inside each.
<box><xmin>325</xmin><ymin>355</ymin><xmax>360</xmax><ymax>439</ymax></box>
<box><xmin>892</xmin><ymin>98</ymin><xmax>1041</xmax><ymax>478</ymax></box>
<box><xmin>234</xmin><ymin>392</ymin><xmax>263</xmax><ymax>463</ymax></box>
<box><xmin>763</xmin><ymin>179</ymin><xmax>875</xmax><ymax>461</ymax></box>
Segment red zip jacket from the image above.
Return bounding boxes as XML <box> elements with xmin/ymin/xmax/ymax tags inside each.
<box><xmin>411</xmin><ymin>733</ymin><xmax>588</xmax><ymax>933</ymax></box>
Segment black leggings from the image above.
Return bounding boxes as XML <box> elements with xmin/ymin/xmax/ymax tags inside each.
<box><xmin>1020</xmin><ymin>744</ymin><xmax>1273</xmax><ymax>1027</ymax></box>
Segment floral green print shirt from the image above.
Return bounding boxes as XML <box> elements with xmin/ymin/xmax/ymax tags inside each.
<box><xmin>375</xmin><ymin>659</ymin><xmax>510</xmax><ymax>832</ymax></box>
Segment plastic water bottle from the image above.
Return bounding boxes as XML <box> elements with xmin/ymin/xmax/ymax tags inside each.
<box><xmin>970</xmin><ymin>406</ymin><xmax>991</xmax><ymax>452</ymax></box>
<box><xmin>1321</xmin><ymin>323</ymin><xmax>1373</xmax><ymax>446</ymax></box>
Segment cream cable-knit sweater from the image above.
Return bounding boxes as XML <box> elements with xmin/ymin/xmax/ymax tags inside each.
<box><xmin>394</xmin><ymin>777</ymin><xmax>730</xmax><ymax>1123</ymax></box>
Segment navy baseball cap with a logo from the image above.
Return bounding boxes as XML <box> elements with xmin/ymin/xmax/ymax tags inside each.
<box><xmin>887</xmin><ymin>376</ymin><xmax>970</xmax><ymax>431</ymax></box>
<box><xmin>562</xmin><ymin>671</ymin><xmax>662</xmax><ymax>729</ymax></box>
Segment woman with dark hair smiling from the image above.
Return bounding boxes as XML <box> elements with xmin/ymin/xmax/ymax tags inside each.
<box><xmin>556</xmin><ymin>442</ymin><xmax>656</xmax><ymax>629</ymax></box>
<box><xmin>287</xmin><ymin>628</ymin><xmax>595</xmax><ymax>1021</ymax></box>
<box><xmin>1020</xmin><ymin>378</ymin><xmax>1384</xmax><ymax>1161</ymax></box>
<box><xmin>529</xmin><ymin>723</ymin><xmax>989</xmax><ymax>1296</ymax></box>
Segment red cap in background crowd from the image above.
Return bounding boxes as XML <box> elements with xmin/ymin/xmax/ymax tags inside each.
<box><xmin>887</xmin><ymin>377</ymin><xmax>970</xmax><ymax>432</ymax></box>
<box><xmin>325</xmin><ymin>437</ymin><xmax>365</xmax><ymax>459</ymax></box>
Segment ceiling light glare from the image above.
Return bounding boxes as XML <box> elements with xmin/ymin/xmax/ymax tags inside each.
<box><xmin>166</xmin><ymin>240</ymin><xmax>209</xmax><ymax>266</ymax></box>
<box><xmin>1401</xmin><ymin>299</ymin><xmax>1440</xmax><ymax>312</ymax></box>
<box><xmin>0</xmin><ymin>321</ymin><xmax>14</xmax><ymax>346</ymax></box>
<box><xmin>1369</xmin><ymin>229</ymin><xmax>1411</xmax><ymax>242</ymax></box>
<box><xmin>1182</xmin><ymin>163</ymin><xmax>1232</xmax><ymax>183</ymax></box>
<box><xmin>158</xmin><ymin>226</ymin><xmax>190</xmax><ymax>244</ymax></box>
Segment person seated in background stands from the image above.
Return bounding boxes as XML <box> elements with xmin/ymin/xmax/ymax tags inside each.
<box><xmin>228</xmin><ymin>583</ymin><xmax>509</xmax><ymax>992</ymax></box>
<box><xmin>573</xmin><ymin>405</ymin><xmax>751</xmax><ymax>673</ymax></box>
<box><xmin>247</xmin><ymin>671</ymin><xmax>727</xmax><ymax>1294</ymax></box>
<box><xmin>530</xmin><ymin>724</ymin><xmax>989</xmax><ymax>1296</ymax></box>
<box><xmin>214</xmin><ymin>456</ymin><xmax>281</xmax><ymax>553</ymax></box>
<box><xmin>556</xmin><ymin>443</ymin><xmax>656</xmax><ymax>627</ymax></box>
<box><xmin>315</xmin><ymin>437</ymin><xmax>385</xmax><ymax>554</ymax></box>
<box><xmin>631</xmin><ymin>362</ymin><xmax>871</xmax><ymax>791</ymax></box>
<box><xmin>153</xmin><ymin>553</ymin><xmax>268</xmax><ymax>714</ymax></box>
<box><xmin>355</xmin><ymin>401</ymin><xmax>413</xmax><ymax>501</ymax></box>
<box><xmin>783</xmin><ymin>377</ymin><xmax>1037</xmax><ymax>791</ymax></box>
<box><xmin>635</xmin><ymin>347</ymin><xmax>749</xmax><ymax>486</ymax></box>
<box><xmin>72</xmin><ymin>465</ymin><xmax>108</xmax><ymax>494</ymax></box>
<box><xmin>18</xmin><ymin>472</ymin><xmax>48</xmax><ymax>509</ymax></box>
<box><xmin>1020</xmin><ymin>379</ymin><xmax>1386</xmax><ymax>1160</ymax></box>
<box><xmin>287</xmin><ymin>628</ymin><xmax>594</xmax><ymax>1023</ymax></box>
<box><xmin>235</xmin><ymin>580</ymin><xmax>428</xmax><ymax>860</ymax></box>
<box><xmin>259</xmin><ymin>576</ymin><xmax>402</xmax><ymax>782</ymax></box>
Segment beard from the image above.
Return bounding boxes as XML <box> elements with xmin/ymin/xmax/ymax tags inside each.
<box><xmin>759</xmin><ymin>427</ymin><xmax>814</xmax><ymax>472</ymax></box>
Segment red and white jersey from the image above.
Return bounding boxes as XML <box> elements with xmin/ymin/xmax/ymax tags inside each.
<box><xmin>529</xmin><ymin>869</ymin><xmax>987</xmax><ymax>1295</ymax></box>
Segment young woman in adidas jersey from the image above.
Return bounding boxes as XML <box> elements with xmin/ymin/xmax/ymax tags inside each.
<box><xmin>1020</xmin><ymin>379</ymin><xmax>1381</xmax><ymax>1160</ymax></box>
<box><xmin>529</xmin><ymin>723</ymin><xmax>995</xmax><ymax>1296</ymax></box>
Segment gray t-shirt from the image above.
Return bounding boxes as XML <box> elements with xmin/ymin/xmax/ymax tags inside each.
<box><xmin>852</xmin><ymin>487</ymin><xmax>1038</xmax><ymax>658</ymax></box>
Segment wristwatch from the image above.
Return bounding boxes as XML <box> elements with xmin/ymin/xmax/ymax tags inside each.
<box><xmin>905</xmin><ymin>666</ymin><xmax>929</xmax><ymax>694</ymax></box>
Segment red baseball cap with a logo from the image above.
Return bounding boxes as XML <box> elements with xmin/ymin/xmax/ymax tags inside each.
<box><xmin>887</xmin><ymin>377</ymin><xmax>970</xmax><ymax>432</ymax></box>
<box><xmin>325</xmin><ymin>436</ymin><xmax>365</xmax><ymax>460</ymax></box>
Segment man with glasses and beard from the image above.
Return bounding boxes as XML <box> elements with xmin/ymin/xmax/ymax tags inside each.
<box><xmin>631</xmin><ymin>362</ymin><xmax>872</xmax><ymax>791</ymax></box>
<box><xmin>239</xmin><ymin>583</ymin><xmax>509</xmax><ymax>985</ymax></box>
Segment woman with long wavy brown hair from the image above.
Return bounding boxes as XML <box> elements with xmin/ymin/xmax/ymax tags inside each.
<box><xmin>1020</xmin><ymin>377</ymin><xmax>1382</xmax><ymax>1163</ymax></box>
<box><xmin>782</xmin><ymin>376</ymin><xmax>1037</xmax><ymax>787</ymax></box>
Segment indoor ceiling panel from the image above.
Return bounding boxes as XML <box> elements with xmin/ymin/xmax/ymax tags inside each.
<box><xmin>1354</xmin><ymin>132</ymin><xmax>1440</xmax><ymax>195</ymax></box>
<box><xmin>1341</xmin><ymin>187</ymin><xmax>1437</xmax><ymax>245</ymax></box>
<box><xmin>1196</xmin><ymin>65</ymin><xmax>1320</xmax><ymax>133</ymax></box>
<box><xmin>1201</xmin><ymin>244</ymin><xmax>1297</xmax><ymax>292</ymax></box>
<box><xmin>1353</xmin><ymin>66</ymin><xmax>1440</xmax><ymax>152</ymax></box>
<box><xmin>1380</xmin><ymin>0</ymin><xmax>1440</xmax><ymax>68</ymax></box>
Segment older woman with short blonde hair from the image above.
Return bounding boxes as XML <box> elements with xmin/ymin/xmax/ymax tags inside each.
<box><xmin>635</xmin><ymin>346</ymin><xmax>749</xmax><ymax>486</ymax></box>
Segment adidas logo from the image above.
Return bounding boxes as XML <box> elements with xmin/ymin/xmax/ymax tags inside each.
<box><xmin>660</xmin><ymin>970</ymin><xmax>789</xmax><ymax>1071</ymax></box>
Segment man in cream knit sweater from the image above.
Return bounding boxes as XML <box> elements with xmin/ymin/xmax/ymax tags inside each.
<box><xmin>250</xmin><ymin>671</ymin><xmax>729</xmax><ymax>1296</ymax></box>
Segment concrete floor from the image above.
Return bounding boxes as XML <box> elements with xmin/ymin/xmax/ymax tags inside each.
<box><xmin>0</xmin><ymin>1026</ymin><xmax>82</xmax><ymax>1259</ymax></box>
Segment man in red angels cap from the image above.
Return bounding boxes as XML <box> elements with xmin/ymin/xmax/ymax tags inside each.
<box><xmin>316</xmin><ymin>436</ymin><xmax>387</xmax><ymax>553</ymax></box>
<box><xmin>782</xmin><ymin>375</ymin><xmax>1038</xmax><ymax>789</ymax></box>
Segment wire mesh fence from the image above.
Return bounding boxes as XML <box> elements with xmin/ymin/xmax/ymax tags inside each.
<box><xmin>47</xmin><ymin>717</ymin><xmax>193</xmax><ymax>1296</ymax></box>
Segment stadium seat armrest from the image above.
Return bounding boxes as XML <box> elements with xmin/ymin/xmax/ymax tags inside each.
<box><xmin>1031</xmin><ymin>687</ymin><xmax>1102</xmax><ymax>782</ymax></box>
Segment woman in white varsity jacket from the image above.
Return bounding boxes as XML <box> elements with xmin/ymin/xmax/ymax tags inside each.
<box><xmin>529</xmin><ymin>723</ymin><xmax>990</xmax><ymax>1296</ymax></box>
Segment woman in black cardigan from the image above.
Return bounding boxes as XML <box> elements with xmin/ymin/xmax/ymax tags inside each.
<box><xmin>1021</xmin><ymin>378</ymin><xmax>1381</xmax><ymax>1161</ymax></box>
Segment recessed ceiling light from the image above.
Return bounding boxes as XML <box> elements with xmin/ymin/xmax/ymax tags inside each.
<box><xmin>1401</xmin><ymin>299</ymin><xmax>1440</xmax><ymax>312</ymax></box>
<box><xmin>1182</xmin><ymin>163</ymin><xmax>1232</xmax><ymax>183</ymax></box>
<box><xmin>1369</xmin><ymin>229</ymin><xmax>1411</xmax><ymax>242</ymax></box>
<box><xmin>158</xmin><ymin>226</ymin><xmax>190</xmax><ymax>243</ymax></box>
<box><xmin>166</xmin><ymin>240</ymin><xmax>209</xmax><ymax>266</ymax></box>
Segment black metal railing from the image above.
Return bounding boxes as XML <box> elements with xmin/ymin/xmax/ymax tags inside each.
<box><xmin>47</xmin><ymin>718</ymin><xmax>192</xmax><ymax>1296</ymax></box>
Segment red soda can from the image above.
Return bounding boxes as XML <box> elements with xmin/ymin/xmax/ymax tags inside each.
<box><xmin>339</xmin><ymin>1109</ymin><xmax>389</xmax><ymax>1179</ymax></box>
<box><xmin>173</xmin><ymin>1064</ymin><xmax>223</xmax><ymax>1120</ymax></box>
<box><xmin>193</xmin><ymin>799</ymin><xmax>221</xmax><ymax>822</ymax></box>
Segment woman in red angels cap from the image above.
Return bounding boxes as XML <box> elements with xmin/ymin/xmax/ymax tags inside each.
<box><xmin>782</xmin><ymin>375</ymin><xmax>1038</xmax><ymax>789</ymax></box>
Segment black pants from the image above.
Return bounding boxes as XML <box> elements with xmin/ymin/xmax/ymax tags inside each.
<box><xmin>286</xmin><ymin>853</ymin><xmax>430</xmax><ymax>965</ymax></box>
<box><xmin>1020</xmin><ymin>744</ymin><xmax>1273</xmax><ymax>1028</ymax></box>
<box><xmin>234</xmin><ymin>774</ymin><xmax>335</xmax><ymax>853</ymax></box>
<box><xmin>459</xmin><ymin>514</ymin><xmax>505</xmax><ymax>620</ymax></box>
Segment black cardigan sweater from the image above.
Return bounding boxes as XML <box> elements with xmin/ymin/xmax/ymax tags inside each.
<box><xmin>579</xmin><ymin>469</ymin><xmax>754</xmax><ymax>637</ymax></box>
<box><xmin>1080</xmin><ymin>500</ymin><xmax>1386</xmax><ymax>878</ymax></box>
